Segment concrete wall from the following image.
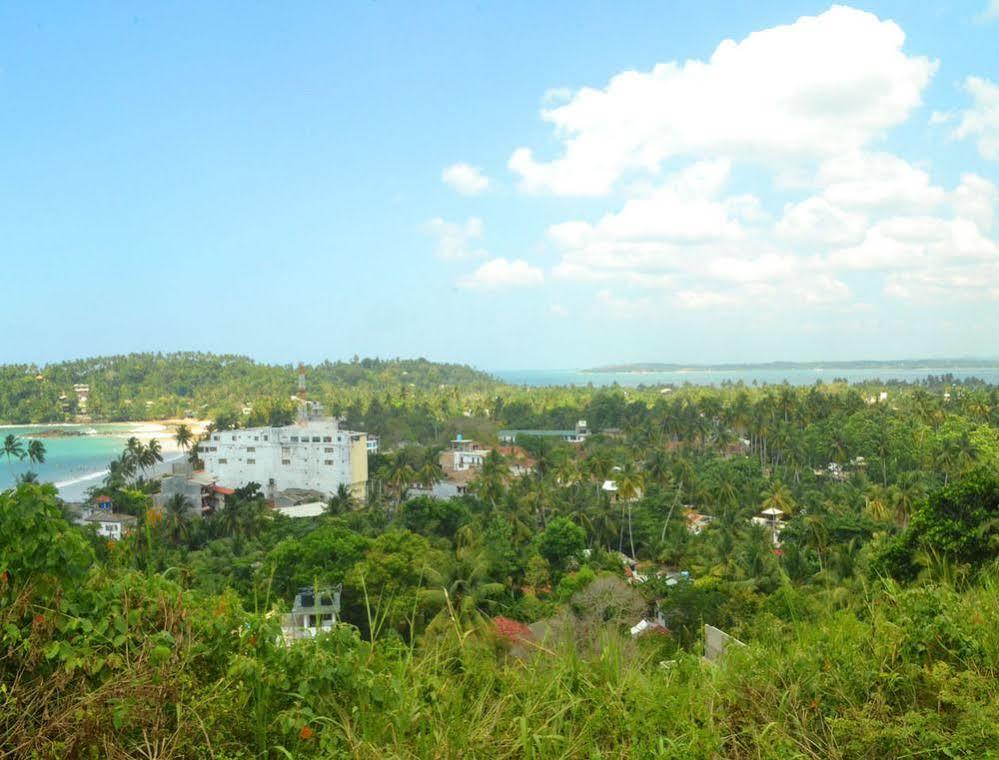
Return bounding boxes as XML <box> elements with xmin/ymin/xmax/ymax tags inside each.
<box><xmin>155</xmin><ymin>475</ymin><xmax>204</xmax><ymax>516</ymax></box>
<box><xmin>703</xmin><ymin>624</ymin><xmax>745</xmax><ymax>663</ymax></box>
<box><xmin>349</xmin><ymin>434</ymin><xmax>368</xmax><ymax>500</ymax></box>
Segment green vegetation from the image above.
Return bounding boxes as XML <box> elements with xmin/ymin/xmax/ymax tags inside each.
<box><xmin>3</xmin><ymin>376</ymin><xmax>999</xmax><ymax>757</ymax></box>
<box><xmin>0</xmin><ymin>352</ymin><xmax>498</xmax><ymax>424</ymax></box>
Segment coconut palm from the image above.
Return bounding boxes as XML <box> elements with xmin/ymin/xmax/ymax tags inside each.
<box><xmin>163</xmin><ymin>493</ymin><xmax>193</xmax><ymax>546</ymax></box>
<box><xmin>473</xmin><ymin>450</ymin><xmax>507</xmax><ymax>511</ymax></box>
<box><xmin>141</xmin><ymin>438</ymin><xmax>163</xmax><ymax>475</ymax></box>
<box><xmin>416</xmin><ymin>448</ymin><xmax>445</xmax><ymax>490</ymax></box>
<box><xmin>26</xmin><ymin>439</ymin><xmax>46</xmax><ymax>467</ymax></box>
<box><xmin>760</xmin><ymin>480</ymin><xmax>796</xmax><ymax>517</ymax></box>
<box><xmin>615</xmin><ymin>461</ymin><xmax>644</xmax><ymax>557</ymax></box>
<box><xmin>327</xmin><ymin>483</ymin><xmax>358</xmax><ymax>515</ymax></box>
<box><xmin>3</xmin><ymin>434</ymin><xmax>26</xmax><ymax>477</ymax></box>
<box><xmin>174</xmin><ymin>424</ymin><xmax>194</xmax><ymax>451</ymax></box>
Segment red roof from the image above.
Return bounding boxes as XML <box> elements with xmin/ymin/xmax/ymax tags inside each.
<box><xmin>96</xmin><ymin>495</ymin><xmax>112</xmax><ymax>503</ymax></box>
<box><xmin>213</xmin><ymin>485</ymin><xmax>235</xmax><ymax>495</ymax></box>
<box><xmin>492</xmin><ymin>616</ymin><xmax>533</xmax><ymax>643</ymax></box>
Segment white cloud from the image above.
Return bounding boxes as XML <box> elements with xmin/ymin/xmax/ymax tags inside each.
<box><xmin>951</xmin><ymin>77</ymin><xmax>999</xmax><ymax>160</ymax></box>
<box><xmin>817</xmin><ymin>151</ymin><xmax>947</xmax><ymax>213</ymax></box>
<box><xmin>952</xmin><ymin>174</ymin><xmax>998</xmax><ymax>231</ymax></box>
<box><xmin>777</xmin><ymin>197</ymin><xmax>868</xmax><ymax>248</ymax></box>
<box><xmin>509</xmin><ymin>6</ymin><xmax>936</xmax><ymax>195</ymax></box>
<box><xmin>457</xmin><ymin>258</ymin><xmax>544</xmax><ymax>289</ymax></box>
<box><xmin>426</xmin><ymin>217</ymin><xmax>487</xmax><ymax>261</ymax></box>
<box><xmin>827</xmin><ymin>217</ymin><xmax>999</xmax><ymax>272</ymax></box>
<box><xmin>441</xmin><ymin>163</ymin><xmax>490</xmax><ymax>195</ymax></box>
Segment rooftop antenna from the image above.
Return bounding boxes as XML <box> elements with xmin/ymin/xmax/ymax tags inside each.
<box><xmin>297</xmin><ymin>362</ymin><xmax>308</xmax><ymax>421</ymax></box>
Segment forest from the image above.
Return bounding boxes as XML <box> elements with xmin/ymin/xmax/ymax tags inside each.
<box><xmin>3</xmin><ymin>371</ymin><xmax>999</xmax><ymax>757</ymax></box>
<box><xmin>0</xmin><ymin>352</ymin><xmax>498</xmax><ymax>423</ymax></box>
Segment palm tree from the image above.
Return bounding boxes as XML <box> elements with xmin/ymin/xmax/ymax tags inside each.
<box><xmin>416</xmin><ymin>448</ymin><xmax>445</xmax><ymax>490</ymax></box>
<box><xmin>760</xmin><ymin>480</ymin><xmax>796</xmax><ymax>516</ymax></box>
<box><xmin>163</xmin><ymin>493</ymin><xmax>193</xmax><ymax>546</ymax></box>
<box><xmin>140</xmin><ymin>439</ymin><xmax>163</xmax><ymax>475</ymax></box>
<box><xmin>644</xmin><ymin>449</ymin><xmax>672</xmax><ymax>490</ymax></box>
<box><xmin>3</xmin><ymin>434</ymin><xmax>26</xmax><ymax>477</ymax></box>
<box><xmin>327</xmin><ymin>483</ymin><xmax>358</xmax><ymax>515</ymax></box>
<box><xmin>174</xmin><ymin>424</ymin><xmax>194</xmax><ymax>451</ymax></box>
<box><xmin>473</xmin><ymin>449</ymin><xmax>507</xmax><ymax>511</ymax></box>
<box><xmin>26</xmin><ymin>439</ymin><xmax>46</xmax><ymax>467</ymax></box>
<box><xmin>615</xmin><ymin>461</ymin><xmax>644</xmax><ymax>557</ymax></box>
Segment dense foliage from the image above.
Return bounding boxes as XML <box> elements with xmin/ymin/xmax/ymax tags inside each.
<box><xmin>3</xmin><ymin>374</ymin><xmax>999</xmax><ymax>757</ymax></box>
<box><xmin>0</xmin><ymin>352</ymin><xmax>498</xmax><ymax>424</ymax></box>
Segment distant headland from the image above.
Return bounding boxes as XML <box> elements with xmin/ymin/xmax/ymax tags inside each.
<box><xmin>585</xmin><ymin>358</ymin><xmax>999</xmax><ymax>373</ymax></box>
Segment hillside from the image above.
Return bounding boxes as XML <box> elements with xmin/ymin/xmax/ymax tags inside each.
<box><xmin>0</xmin><ymin>352</ymin><xmax>499</xmax><ymax>423</ymax></box>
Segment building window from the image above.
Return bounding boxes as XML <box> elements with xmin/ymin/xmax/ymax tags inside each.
<box><xmin>312</xmin><ymin>436</ymin><xmax>321</xmax><ymax>443</ymax></box>
<box><xmin>213</xmin><ymin>435</ymin><xmax>220</xmax><ymax>441</ymax></box>
<box><xmin>254</xmin><ymin>436</ymin><xmax>259</xmax><ymax>441</ymax></box>
<box><xmin>218</xmin><ymin>458</ymin><xmax>228</xmax><ymax>464</ymax></box>
<box><xmin>324</xmin><ymin>447</ymin><xmax>335</xmax><ymax>453</ymax></box>
<box><xmin>323</xmin><ymin>436</ymin><xmax>332</xmax><ymax>443</ymax></box>
<box><xmin>246</xmin><ymin>447</ymin><xmax>255</xmax><ymax>452</ymax></box>
<box><xmin>324</xmin><ymin>459</ymin><xmax>335</xmax><ymax>465</ymax></box>
<box><xmin>246</xmin><ymin>459</ymin><xmax>255</xmax><ymax>464</ymax></box>
<box><xmin>262</xmin><ymin>435</ymin><xmax>268</xmax><ymax>441</ymax></box>
<box><xmin>290</xmin><ymin>436</ymin><xmax>299</xmax><ymax>443</ymax></box>
<box><xmin>282</xmin><ymin>459</ymin><xmax>291</xmax><ymax>465</ymax></box>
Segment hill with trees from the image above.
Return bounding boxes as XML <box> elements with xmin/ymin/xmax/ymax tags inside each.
<box><xmin>3</xmin><ymin>376</ymin><xmax>999</xmax><ymax>755</ymax></box>
<box><xmin>0</xmin><ymin>352</ymin><xmax>498</xmax><ymax>424</ymax></box>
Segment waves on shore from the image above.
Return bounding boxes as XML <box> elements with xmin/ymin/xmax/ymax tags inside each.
<box><xmin>54</xmin><ymin>453</ymin><xmax>185</xmax><ymax>499</ymax></box>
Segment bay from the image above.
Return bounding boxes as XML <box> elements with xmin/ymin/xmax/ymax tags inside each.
<box><xmin>0</xmin><ymin>423</ymin><xmax>183</xmax><ymax>502</ymax></box>
<box><xmin>493</xmin><ymin>366</ymin><xmax>999</xmax><ymax>387</ymax></box>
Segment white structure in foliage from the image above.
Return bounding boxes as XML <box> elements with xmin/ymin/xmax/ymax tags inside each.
<box><xmin>199</xmin><ymin>417</ymin><xmax>368</xmax><ymax>500</ymax></box>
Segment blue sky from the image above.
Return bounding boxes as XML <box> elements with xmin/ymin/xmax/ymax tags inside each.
<box><xmin>1</xmin><ymin>2</ymin><xmax>998</xmax><ymax>369</ymax></box>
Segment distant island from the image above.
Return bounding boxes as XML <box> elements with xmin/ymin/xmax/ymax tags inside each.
<box><xmin>585</xmin><ymin>358</ymin><xmax>999</xmax><ymax>373</ymax></box>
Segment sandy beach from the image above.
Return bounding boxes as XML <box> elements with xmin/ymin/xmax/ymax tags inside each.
<box><xmin>0</xmin><ymin>419</ymin><xmax>211</xmax><ymax>502</ymax></box>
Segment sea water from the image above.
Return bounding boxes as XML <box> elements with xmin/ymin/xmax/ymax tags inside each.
<box><xmin>0</xmin><ymin>423</ymin><xmax>183</xmax><ymax>502</ymax></box>
<box><xmin>493</xmin><ymin>366</ymin><xmax>999</xmax><ymax>387</ymax></box>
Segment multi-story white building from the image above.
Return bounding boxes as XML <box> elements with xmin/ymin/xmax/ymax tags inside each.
<box><xmin>199</xmin><ymin>417</ymin><xmax>368</xmax><ymax>500</ymax></box>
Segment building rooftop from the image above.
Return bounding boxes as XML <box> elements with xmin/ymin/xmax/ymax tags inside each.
<box><xmin>86</xmin><ymin>512</ymin><xmax>137</xmax><ymax>524</ymax></box>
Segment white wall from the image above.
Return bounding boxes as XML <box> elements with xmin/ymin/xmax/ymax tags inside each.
<box><xmin>200</xmin><ymin>419</ymin><xmax>362</xmax><ymax>496</ymax></box>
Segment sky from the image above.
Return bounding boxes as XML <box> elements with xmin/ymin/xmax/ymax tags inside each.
<box><xmin>1</xmin><ymin>2</ymin><xmax>998</xmax><ymax>370</ymax></box>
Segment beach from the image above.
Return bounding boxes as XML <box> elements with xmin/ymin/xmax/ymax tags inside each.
<box><xmin>0</xmin><ymin>419</ymin><xmax>209</xmax><ymax>502</ymax></box>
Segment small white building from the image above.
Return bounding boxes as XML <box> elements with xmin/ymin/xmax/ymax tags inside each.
<box><xmin>448</xmin><ymin>436</ymin><xmax>488</xmax><ymax>471</ymax></box>
<box><xmin>199</xmin><ymin>417</ymin><xmax>368</xmax><ymax>500</ymax></box>
<box><xmin>85</xmin><ymin>511</ymin><xmax>137</xmax><ymax>541</ymax></box>
<box><xmin>281</xmin><ymin>586</ymin><xmax>342</xmax><ymax>642</ymax></box>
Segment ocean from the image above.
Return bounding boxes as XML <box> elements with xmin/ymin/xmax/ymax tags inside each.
<box><xmin>0</xmin><ymin>423</ymin><xmax>184</xmax><ymax>502</ymax></box>
<box><xmin>493</xmin><ymin>366</ymin><xmax>999</xmax><ymax>388</ymax></box>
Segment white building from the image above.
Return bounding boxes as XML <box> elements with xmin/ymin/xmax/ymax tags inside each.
<box><xmin>85</xmin><ymin>511</ymin><xmax>137</xmax><ymax>541</ymax></box>
<box><xmin>281</xmin><ymin>586</ymin><xmax>341</xmax><ymax>642</ymax></box>
<box><xmin>448</xmin><ymin>436</ymin><xmax>488</xmax><ymax>471</ymax></box>
<box><xmin>199</xmin><ymin>417</ymin><xmax>368</xmax><ymax>500</ymax></box>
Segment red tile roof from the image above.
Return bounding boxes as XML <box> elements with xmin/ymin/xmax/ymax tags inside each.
<box><xmin>492</xmin><ymin>616</ymin><xmax>533</xmax><ymax>642</ymax></box>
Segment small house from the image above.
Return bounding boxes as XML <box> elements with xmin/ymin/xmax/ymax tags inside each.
<box><xmin>281</xmin><ymin>586</ymin><xmax>342</xmax><ymax>642</ymax></box>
